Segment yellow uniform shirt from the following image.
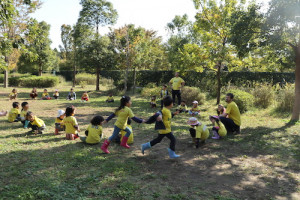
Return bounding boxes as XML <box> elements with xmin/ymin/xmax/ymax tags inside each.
<box><xmin>121</xmin><ymin>125</ymin><xmax>133</xmax><ymax>144</ymax></box>
<box><xmin>30</xmin><ymin>117</ymin><xmax>45</xmax><ymax>127</ymax></box>
<box><xmin>8</xmin><ymin>108</ymin><xmax>20</xmax><ymax>122</ymax></box>
<box><xmin>226</xmin><ymin>101</ymin><xmax>241</xmax><ymax>126</ymax></box>
<box><xmin>214</xmin><ymin>121</ymin><xmax>227</xmax><ymax>137</ymax></box>
<box><xmin>86</xmin><ymin>124</ymin><xmax>102</xmax><ymax>144</ymax></box>
<box><xmin>82</xmin><ymin>94</ymin><xmax>89</xmax><ymax>98</ymax></box>
<box><xmin>170</xmin><ymin>77</ymin><xmax>184</xmax><ymax>90</ymax></box>
<box><xmin>63</xmin><ymin>116</ymin><xmax>78</xmax><ymax>134</ymax></box>
<box><xmin>159</xmin><ymin>107</ymin><xmax>172</xmax><ymax>134</ymax></box>
<box><xmin>107</xmin><ymin>96</ymin><xmax>114</xmax><ymax>101</ymax></box>
<box><xmin>20</xmin><ymin>110</ymin><xmax>28</xmax><ymax>121</ymax></box>
<box><xmin>195</xmin><ymin>123</ymin><xmax>209</xmax><ymax>140</ymax></box>
<box><xmin>42</xmin><ymin>92</ymin><xmax>49</xmax><ymax>97</ymax></box>
<box><xmin>178</xmin><ymin>104</ymin><xmax>187</xmax><ymax>110</ymax></box>
<box><xmin>9</xmin><ymin>92</ymin><xmax>17</xmax><ymax>97</ymax></box>
<box><xmin>191</xmin><ymin>106</ymin><xmax>200</xmax><ymax>112</ymax></box>
<box><xmin>114</xmin><ymin>106</ymin><xmax>134</xmax><ymax>130</ymax></box>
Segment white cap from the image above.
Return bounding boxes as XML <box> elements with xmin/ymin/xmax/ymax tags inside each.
<box><xmin>57</xmin><ymin>110</ymin><xmax>65</xmax><ymax>117</ymax></box>
<box><xmin>192</xmin><ymin>101</ymin><xmax>198</xmax><ymax>104</ymax></box>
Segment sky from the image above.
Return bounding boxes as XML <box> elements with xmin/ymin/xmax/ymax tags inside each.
<box><xmin>31</xmin><ymin>0</ymin><xmax>269</xmax><ymax>49</ymax></box>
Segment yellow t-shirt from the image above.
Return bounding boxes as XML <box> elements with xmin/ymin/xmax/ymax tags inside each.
<box><xmin>42</xmin><ymin>92</ymin><xmax>49</xmax><ymax>97</ymax></box>
<box><xmin>55</xmin><ymin>117</ymin><xmax>64</xmax><ymax>124</ymax></box>
<box><xmin>9</xmin><ymin>92</ymin><xmax>17</xmax><ymax>97</ymax></box>
<box><xmin>226</xmin><ymin>101</ymin><xmax>241</xmax><ymax>126</ymax></box>
<box><xmin>170</xmin><ymin>77</ymin><xmax>184</xmax><ymax>90</ymax></box>
<box><xmin>178</xmin><ymin>104</ymin><xmax>187</xmax><ymax>110</ymax></box>
<box><xmin>82</xmin><ymin>94</ymin><xmax>89</xmax><ymax>98</ymax></box>
<box><xmin>8</xmin><ymin>108</ymin><xmax>20</xmax><ymax>122</ymax></box>
<box><xmin>121</xmin><ymin>125</ymin><xmax>133</xmax><ymax>144</ymax></box>
<box><xmin>54</xmin><ymin>92</ymin><xmax>59</xmax><ymax>96</ymax></box>
<box><xmin>30</xmin><ymin>117</ymin><xmax>45</xmax><ymax>127</ymax></box>
<box><xmin>191</xmin><ymin>106</ymin><xmax>200</xmax><ymax>112</ymax></box>
<box><xmin>86</xmin><ymin>124</ymin><xmax>102</xmax><ymax>144</ymax></box>
<box><xmin>214</xmin><ymin>121</ymin><xmax>227</xmax><ymax>137</ymax></box>
<box><xmin>63</xmin><ymin>116</ymin><xmax>78</xmax><ymax>134</ymax></box>
<box><xmin>159</xmin><ymin>107</ymin><xmax>172</xmax><ymax>134</ymax></box>
<box><xmin>195</xmin><ymin>123</ymin><xmax>209</xmax><ymax>140</ymax></box>
<box><xmin>107</xmin><ymin>96</ymin><xmax>114</xmax><ymax>101</ymax></box>
<box><xmin>20</xmin><ymin>110</ymin><xmax>28</xmax><ymax>121</ymax></box>
<box><xmin>114</xmin><ymin>106</ymin><xmax>135</xmax><ymax>130</ymax></box>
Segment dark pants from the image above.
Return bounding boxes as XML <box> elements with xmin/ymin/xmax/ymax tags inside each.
<box><xmin>32</xmin><ymin>125</ymin><xmax>45</xmax><ymax>134</ymax></box>
<box><xmin>54</xmin><ymin>95</ymin><xmax>59</xmax><ymax>99</ymax></box>
<box><xmin>189</xmin><ymin>128</ymin><xmax>203</xmax><ymax>148</ymax></box>
<box><xmin>219</xmin><ymin>117</ymin><xmax>239</xmax><ymax>133</ymax></box>
<box><xmin>172</xmin><ymin>90</ymin><xmax>181</xmax><ymax>105</ymax></box>
<box><xmin>150</xmin><ymin>132</ymin><xmax>176</xmax><ymax>151</ymax></box>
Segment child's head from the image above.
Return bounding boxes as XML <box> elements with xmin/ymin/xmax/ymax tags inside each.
<box><xmin>187</xmin><ymin>117</ymin><xmax>200</xmax><ymax>127</ymax></box>
<box><xmin>26</xmin><ymin>111</ymin><xmax>35</xmax><ymax>122</ymax></box>
<box><xmin>209</xmin><ymin>115</ymin><xmax>219</xmax><ymax>123</ymax></box>
<box><xmin>12</xmin><ymin>88</ymin><xmax>17</xmax><ymax>93</ymax></box>
<box><xmin>218</xmin><ymin>104</ymin><xmax>224</xmax><ymax>111</ymax></box>
<box><xmin>57</xmin><ymin>110</ymin><xmax>65</xmax><ymax>119</ymax></box>
<box><xmin>151</xmin><ymin>96</ymin><xmax>156</xmax><ymax>100</ymax></box>
<box><xmin>44</xmin><ymin>89</ymin><xmax>47</xmax><ymax>93</ymax></box>
<box><xmin>163</xmin><ymin>96</ymin><xmax>173</xmax><ymax>108</ymax></box>
<box><xmin>181</xmin><ymin>101</ymin><xmax>186</xmax><ymax>106</ymax></box>
<box><xmin>192</xmin><ymin>101</ymin><xmax>198</xmax><ymax>107</ymax></box>
<box><xmin>127</xmin><ymin>118</ymin><xmax>132</xmax><ymax>125</ymax></box>
<box><xmin>162</xmin><ymin>85</ymin><xmax>167</xmax><ymax>90</ymax></box>
<box><xmin>119</xmin><ymin>96</ymin><xmax>131</xmax><ymax>108</ymax></box>
<box><xmin>21</xmin><ymin>102</ymin><xmax>29</xmax><ymax>110</ymax></box>
<box><xmin>70</xmin><ymin>88</ymin><xmax>74</xmax><ymax>92</ymax></box>
<box><xmin>91</xmin><ymin>115</ymin><xmax>104</xmax><ymax>126</ymax></box>
<box><xmin>12</xmin><ymin>102</ymin><xmax>19</xmax><ymax>109</ymax></box>
<box><xmin>109</xmin><ymin>93</ymin><xmax>113</xmax><ymax>97</ymax></box>
<box><xmin>65</xmin><ymin>106</ymin><xmax>75</xmax><ymax>117</ymax></box>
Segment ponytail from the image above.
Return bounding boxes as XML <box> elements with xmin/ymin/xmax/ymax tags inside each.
<box><xmin>116</xmin><ymin>96</ymin><xmax>131</xmax><ymax>112</ymax></box>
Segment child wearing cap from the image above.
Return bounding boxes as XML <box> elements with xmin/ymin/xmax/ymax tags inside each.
<box><xmin>53</xmin><ymin>89</ymin><xmax>59</xmax><ymax>100</ymax></box>
<box><xmin>81</xmin><ymin>115</ymin><xmax>104</xmax><ymax>144</ymax></box>
<box><xmin>187</xmin><ymin>117</ymin><xmax>209</xmax><ymax>148</ymax></box>
<box><xmin>176</xmin><ymin>101</ymin><xmax>188</xmax><ymax>113</ymax></box>
<box><xmin>189</xmin><ymin>101</ymin><xmax>200</xmax><ymax>116</ymax></box>
<box><xmin>209</xmin><ymin>115</ymin><xmax>227</xmax><ymax>139</ymax></box>
<box><xmin>55</xmin><ymin>110</ymin><xmax>65</xmax><ymax>135</ymax></box>
<box><xmin>26</xmin><ymin>111</ymin><xmax>46</xmax><ymax>135</ymax></box>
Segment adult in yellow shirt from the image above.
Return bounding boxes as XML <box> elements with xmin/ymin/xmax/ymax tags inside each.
<box><xmin>169</xmin><ymin>72</ymin><xmax>185</xmax><ymax>105</ymax></box>
<box><xmin>220</xmin><ymin>93</ymin><xmax>241</xmax><ymax>134</ymax></box>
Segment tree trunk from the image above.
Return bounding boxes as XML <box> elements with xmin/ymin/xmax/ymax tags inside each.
<box><xmin>216</xmin><ymin>63</ymin><xmax>221</xmax><ymax>105</ymax></box>
<box><xmin>38</xmin><ymin>65</ymin><xmax>43</xmax><ymax>76</ymax></box>
<box><xmin>133</xmin><ymin>68</ymin><xmax>136</xmax><ymax>94</ymax></box>
<box><xmin>96</xmin><ymin>67</ymin><xmax>100</xmax><ymax>91</ymax></box>
<box><xmin>73</xmin><ymin>64</ymin><xmax>76</xmax><ymax>87</ymax></box>
<box><xmin>4</xmin><ymin>69</ymin><xmax>8</xmax><ymax>88</ymax></box>
<box><xmin>124</xmin><ymin>66</ymin><xmax>129</xmax><ymax>93</ymax></box>
<box><xmin>291</xmin><ymin>45</ymin><xmax>300</xmax><ymax>121</ymax></box>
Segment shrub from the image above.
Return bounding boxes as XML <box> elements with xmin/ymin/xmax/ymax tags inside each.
<box><xmin>181</xmin><ymin>86</ymin><xmax>205</xmax><ymax>105</ymax></box>
<box><xmin>141</xmin><ymin>86</ymin><xmax>161</xmax><ymax>97</ymax></box>
<box><xmin>19</xmin><ymin>76</ymin><xmax>59</xmax><ymax>88</ymax></box>
<box><xmin>275</xmin><ymin>83</ymin><xmax>295</xmax><ymax>112</ymax></box>
<box><xmin>76</xmin><ymin>73</ymin><xmax>96</xmax><ymax>85</ymax></box>
<box><xmin>227</xmin><ymin>89</ymin><xmax>254</xmax><ymax>113</ymax></box>
<box><xmin>252</xmin><ymin>84</ymin><xmax>275</xmax><ymax>108</ymax></box>
<box><xmin>8</xmin><ymin>74</ymin><xmax>31</xmax><ymax>86</ymax></box>
<box><xmin>80</xmin><ymin>81</ymin><xmax>88</xmax><ymax>88</ymax></box>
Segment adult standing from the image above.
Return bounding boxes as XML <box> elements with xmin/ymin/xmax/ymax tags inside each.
<box><xmin>219</xmin><ymin>93</ymin><xmax>241</xmax><ymax>134</ymax></box>
<box><xmin>169</xmin><ymin>72</ymin><xmax>185</xmax><ymax>105</ymax></box>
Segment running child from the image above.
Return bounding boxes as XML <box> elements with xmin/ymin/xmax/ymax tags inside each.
<box><xmin>189</xmin><ymin>101</ymin><xmax>200</xmax><ymax>116</ymax></box>
<box><xmin>63</xmin><ymin>106</ymin><xmax>80</xmax><ymax>140</ymax></box>
<box><xmin>8</xmin><ymin>102</ymin><xmax>20</xmax><ymax>122</ymax></box>
<box><xmin>209</xmin><ymin>115</ymin><xmax>227</xmax><ymax>139</ymax></box>
<box><xmin>187</xmin><ymin>117</ymin><xmax>209</xmax><ymax>148</ymax></box>
<box><xmin>100</xmin><ymin>96</ymin><xmax>144</xmax><ymax>154</ymax></box>
<box><xmin>20</xmin><ymin>102</ymin><xmax>30</xmax><ymax>128</ymax></box>
<box><xmin>9</xmin><ymin>89</ymin><xmax>18</xmax><ymax>100</ymax></box>
<box><xmin>26</xmin><ymin>111</ymin><xmax>46</xmax><ymax>135</ymax></box>
<box><xmin>141</xmin><ymin>96</ymin><xmax>180</xmax><ymax>158</ymax></box>
<box><xmin>80</xmin><ymin>115</ymin><xmax>104</xmax><ymax>144</ymax></box>
<box><xmin>55</xmin><ymin>110</ymin><xmax>65</xmax><ymax>135</ymax></box>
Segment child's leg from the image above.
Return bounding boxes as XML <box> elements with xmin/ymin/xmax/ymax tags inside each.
<box><xmin>212</xmin><ymin>127</ymin><xmax>220</xmax><ymax>139</ymax></box>
<box><xmin>189</xmin><ymin>128</ymin><xmax>196</xmax><ymax>138</ymax></box>
<box><xmin>108</xmin><ymin>126</ymin><xmax>122</xmax><ymax>142</ymax></box>
<box><xmin>120</xmin><ymin>127</ymin><xmax>132</xmax><ymax>148</ymax></box>
<box><xmin>80</xmin><ymin>136</ymin><xmax>87</xmax><ymax>143</ymax></box>
<box><xmin>165</xmin><ymin>132</ymin><xmax>176</xmax><ymax>151</ymax></box>
<box><xmin>150</xmin><ymin>134</ymin><xmax>166</xmax><ymax>147</ymax></box>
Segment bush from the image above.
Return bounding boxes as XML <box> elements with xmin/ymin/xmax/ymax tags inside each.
<box><xmin>252</xmin><ymin>84</ymin><xmax>275</xmax><ymax>108</ymax></box>
<box><xmin>76</xmin><ymin>73</ymin><xmax>96</xmax><ymax>85</ymax></box>
<box><xmin>227</xmin><ymin>89</ymin><xmax>254</xmax><ymax>113</ymax></box>
<box><xmin>181</xmin><ymin>86</ymin><xmax>205</xmax><ymax>105</ymax></box>
<box><xmin>141</xmin><ymin>85</ymin><xmax>162</xmax><ymax>97</ymax></box>
<box><xmin>9</xmin><ymin>74</ymin><xmax>32</xmax><ymax>86</ymax></box>
<box><xmin>9</xmin><ymin>75</ymin><xmax>59</xmax><ymax>88</ymax></box>
<box><xmin>275</xmin><ymin>83</ymin><xmax>295</xmax><ymax>112</ymax></box>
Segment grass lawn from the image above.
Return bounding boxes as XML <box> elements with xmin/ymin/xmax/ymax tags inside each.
<box><xmin>0</xmin><ymin>85</ymin><xmax>299</xmax><ymax>200</ymax></box>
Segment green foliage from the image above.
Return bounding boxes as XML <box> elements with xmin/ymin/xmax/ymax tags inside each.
<box><xmin>181</xmin><ymin>86</ymin><xmax>205</xmax><ymax>105</ymax></box>
<box><xmin>141</xmin><ymin>84</ymin><xmax>162</xmax><ymax>98</ymax></box>
<box><xmin>227</xmin><ymin>89</ymin><xmax>254</xmax><ymax>113</ymax></box>
<box><xmin>275</xmin><ymin>84</ymin><xmax>295</xmax><ymax>113</ymax></box>
<box><xmin>252</xmin><ymin>84</ymin><xmax>275</xmax><ymax>109</ymax></box>
<box><xmin>76</xmin><ymin>73</ymin><xmax>96</xmax><ymax>85</ymax></box>
<box><xmin>9</xmin><ymin>75</ymin><xmax>59</xmax><ymax>88</ymax></box>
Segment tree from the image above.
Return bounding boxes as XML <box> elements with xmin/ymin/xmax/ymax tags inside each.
<box><xmin>262</xmin><ymin>0</ymin><xmax>300</xmax><ymax>121</ymax></box>
<box><xmin>78</xmin><ymin>0</ymin><xmax>118</xmax><ymax>90</ymax></box>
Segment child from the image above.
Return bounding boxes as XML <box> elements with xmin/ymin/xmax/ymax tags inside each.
<box><xmin>0</xmin><ymin>110</ymin><xmax>8</xmax><ymax>116</ymax></box>
<box><xmin>67</xmin><ymin>88</ymin><xmax>76</xmax><ymax>100</ymax></box>
<box><xmin>106</xmin><ymin>93</ymin><xmax>114</xmax><ymax>103</ymax></box>
<box><xmin>176</xmin><ymin>100</ymin><xmax>188</xmax><ymax>113</ymax></box>
<box><xmin>8</xmin><ymin>102</ymin><xmax>20</xmax><ymax>122</ymax></box>
<box><xmin>30</xmin><ymin>88</ymin><xmax>38</xmax><ymax>100</ymax></box>
<box><xmin>189</xmin><ymin>101</ymin><xmax>200</xmax><ymax>116</ymax></box>
<box><xmin>55</xmin><ymin>110</ymin><xmax>65</xmax><ymax>135</ymax></box>
<box><xmin>101</xmin><ymin>96</ymin><xmax>144</xmax><ymax>154</ymax></box>
<box><xmin>80</xmin><ymin>115</ymin><xmax>104</xmax><ymax>144</ymax></box>
<box><xmin>41</xmin><ymin>89</ymin><xmax>51</xmax><ymax>100</ymax></box>
<box><xmin>63</xmin><ymin>106</ymin><xmax>80</xmax><ymax>140</ymax></box>
<box><xmin>81</xmin><ymin>91</ymin><xmax>89</xmax><ymax>102</ymax></box>
<box><xmin>53</xmin><ymin>89</ymin><xmax>59</xmax><ymax>100</ymax></box>
<box><xmin>217</xmin><ymin>104</ymin><xmax>226</xmax><ymax>116</ymax></box>
<box><xmin>9</xmin><ymin>89</ymin><xmax>18</xmax><ymax>100</ymax></box>
<box><xmin>114</xmin><ymin>119</ymin><xmax>134</xmax><ymax>144</ymax></box>
<box><xmin>187</xmin><ymin>117</ymin><xmax>209</xmax><ymax>148</ymax></box>
<box><xmin>160</xmin><ymin>85</ymin><xmax>169</xmax><ymax>109</ymax></box>
<box><xmin>141</xmin><ymin>96</ymin><xmax>180</xmax><ymax>158</ymax></box>
<box><xmin>209</xmin><ymin>115</ymin><xmax>227</xmax><ymax>139</ymax></box>
<box><xmin>20</xmin><ymin>102</ymin><xmax>30</xmax><ymax>128</ymax></box>
<box><xmin>150</xmin><ymin>96</ymin><xmax>157</xmax><ymax>108</ymax></box>
<box><xmin>26</xmin><ymin>111</ymin><xmax>46</xmax><ymax>135</ymax></box>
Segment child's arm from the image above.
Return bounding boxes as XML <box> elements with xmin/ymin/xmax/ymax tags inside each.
<box><xmin>74</xmin><ymin>124</ymin><xmax>80</xmax><ymax>132</ymax></box>
<box><xmin>105</xmin><ymin>113</ymin><xmax>116</xmax><ymax>123</ymax></box>
<box><xmin>131</xmin><ymin>116</ymin><xmax>144</xmax><ymax>123</ymax></box>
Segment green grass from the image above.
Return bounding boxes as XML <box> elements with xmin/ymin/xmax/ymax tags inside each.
<box><xmin>0</xmin><ymin>85</ymin><xmax>299</xmax><ymax>200</ymax></box>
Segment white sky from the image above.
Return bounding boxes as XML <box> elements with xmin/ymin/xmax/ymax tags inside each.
<box><xmin>31</xmin><ymin>0</ymin><xmax>269</xmax><ymax>49</ymax></box>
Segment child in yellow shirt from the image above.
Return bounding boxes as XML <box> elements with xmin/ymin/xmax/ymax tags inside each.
<box><xmin>26</xmin><ymin>111</ymin><xmax>46</xmax><ymax>135</ymax></box>
<box><xmin>53</xmin><ymin>89</ymin><xmax>59</xmax><ymax>100</ymax></box>
<box><xmin>209</xmin><ymin>115</ymin><xmax>227</xmax><ymax>139</ymax></box>
<box><xmin>176</xmin><ymin>100</ymin><xmax>188</xmax><ymax>113</ymax></box>
<box><xmin>63</xmin><ymin>106</ymin><xmax>80</xmax><ymax>140</ymax></box>
<box><xmin>80</xmin><ymin>116</ymin><xmax>104</xmax><ymax>144</ymax></box>
<box><xmin>150</xmin><ymin>96</ymin><xmax>157</xmax><ymax>108</ymax></box>
<box><xmin>41</xmin><ymin>89</ymin><xmax>51</xmax><ymax>100</ymax></box>
<box><xmin>189</xmin><ymin>101</ymin><xmax>200</xmax><ymax>116</ymax></box>
<box><xmin>20</xmin><ymin>102</ymin><xmax>30</xmax><ymax>128</ymax></box>
<box><xmin>8</xmin><ymin>102</ymin><xmax>20</xmax><ymax>122</ymax></box>
<box><xmin>106</xmin><ymin>93</ymin><xmax>114</xmax><ymax>103</ymax></box>
<box><xmin>55</xmin><ymin>110</ymin><xmax>65</xmax><ymax>135</ymax></box>
<box><xmin>187</xmin><ymin>117</ymin><xmax>209</xmax><ymax>148</ymax></box>
<box><xmin>9</xmin><ymin>89</ymin><xmax>18</xmax><ymax>100</ymax></box>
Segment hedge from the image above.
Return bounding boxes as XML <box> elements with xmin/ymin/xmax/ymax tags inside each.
<box><xmin>9</xmin><ymin>75</ymin><xmax>59</xmax><ymax>88</ymax></box>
